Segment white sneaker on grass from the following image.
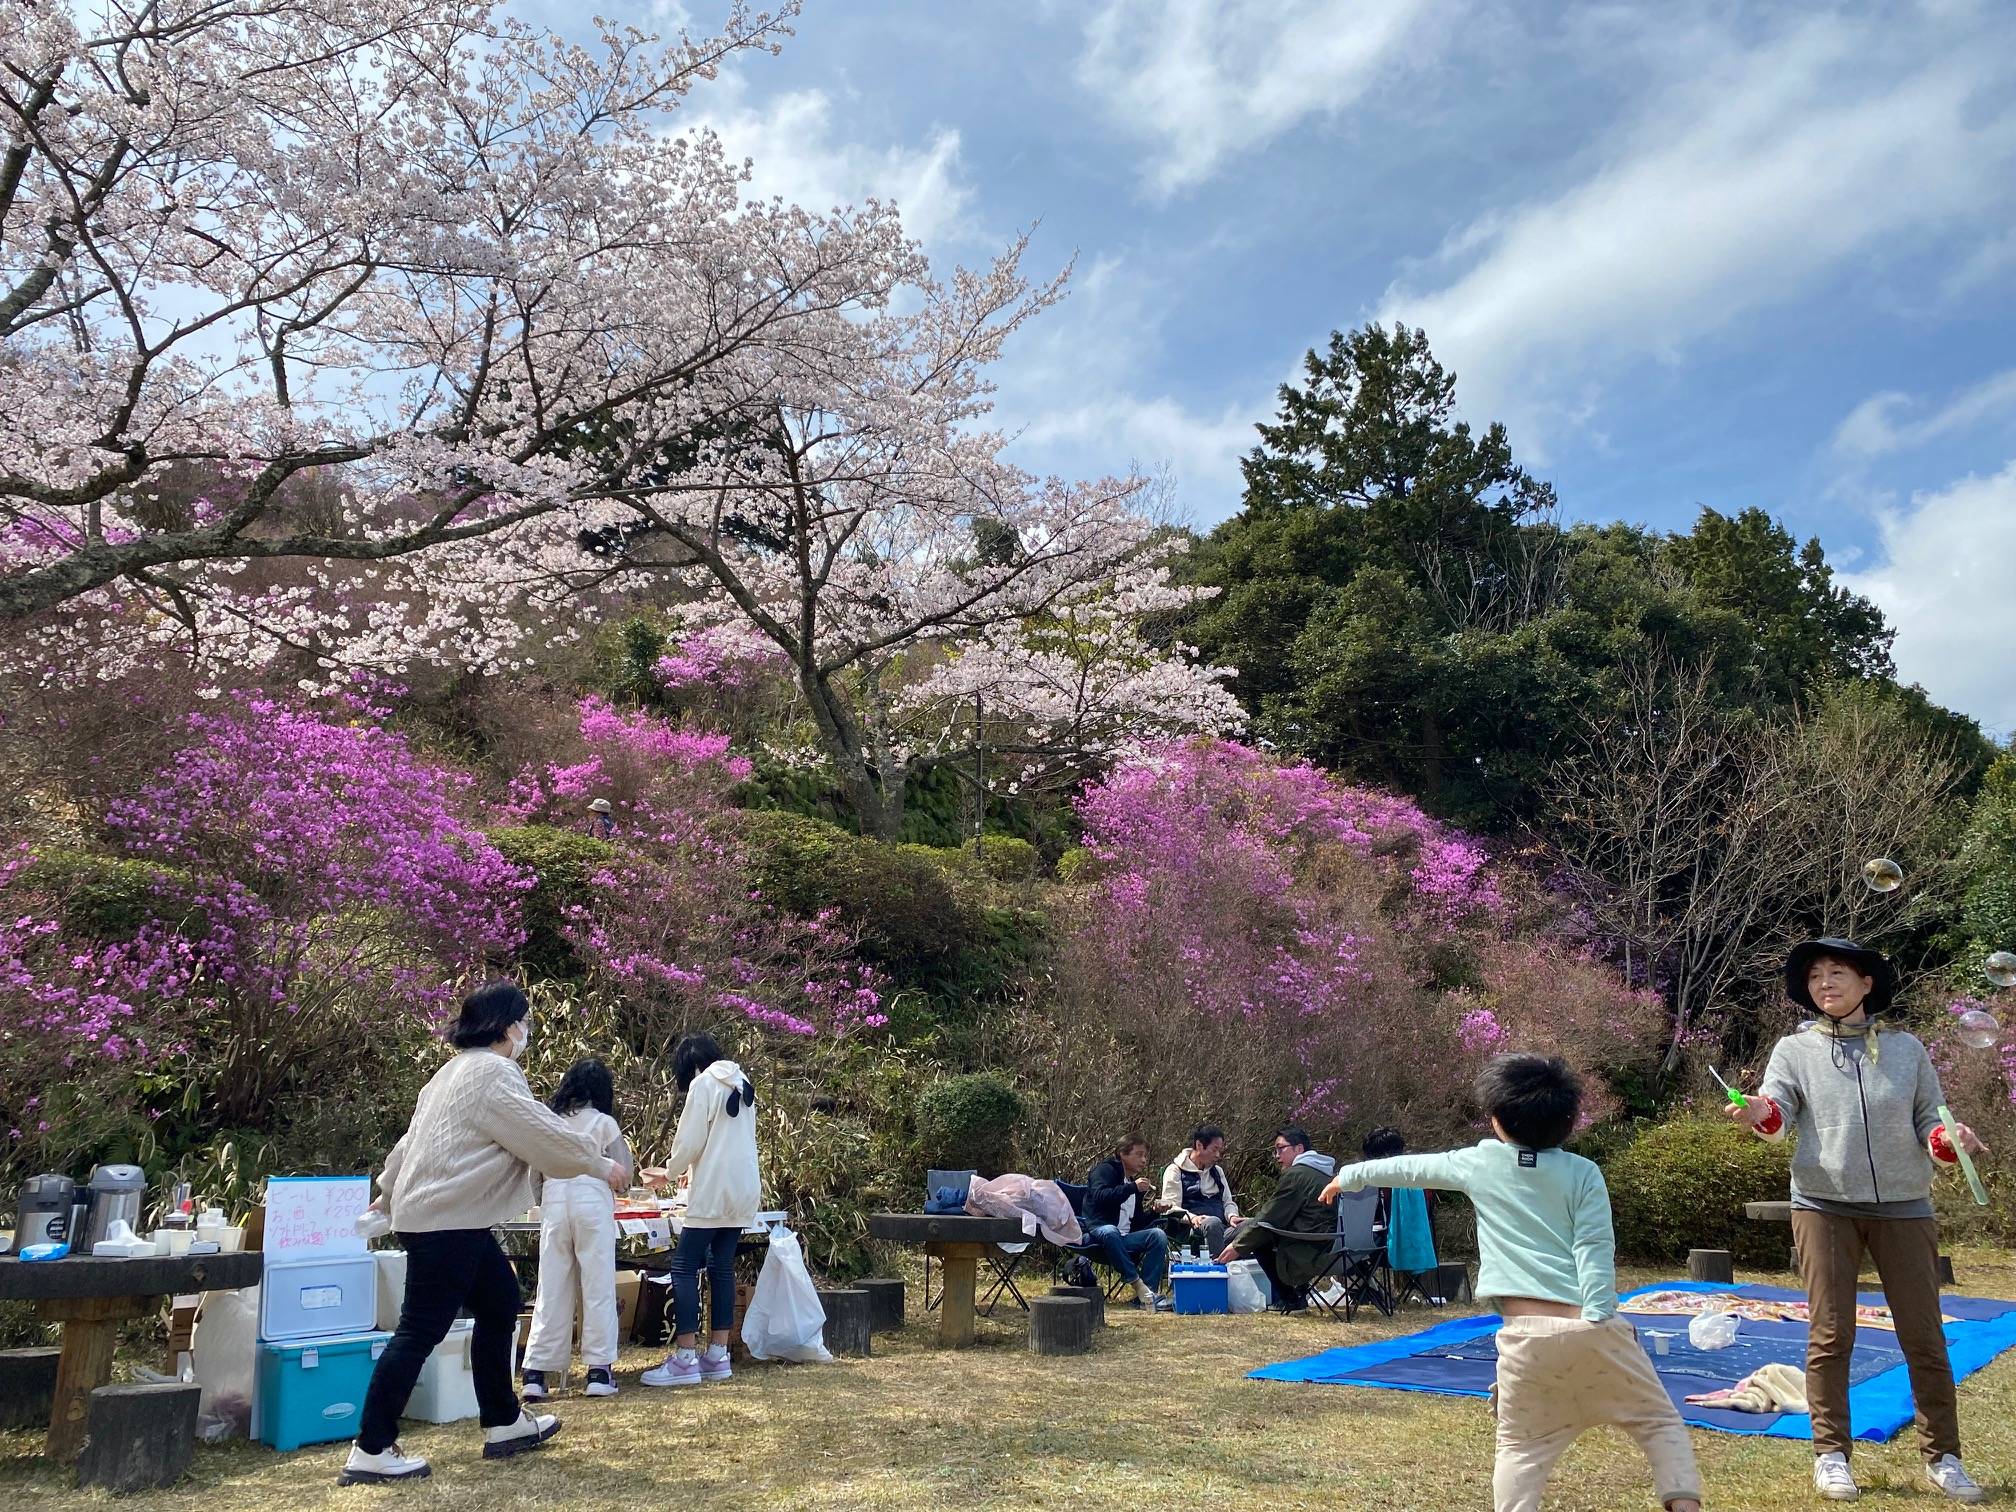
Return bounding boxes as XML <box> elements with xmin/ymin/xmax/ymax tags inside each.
<box><xmin>1926</xmin><ymin>1455</ymin><xmax>1985</xmax><ymax>1503</ymax></box>
<box><xmin>640</xmin><ymin>1348</ymin><xmax>702</xmax><ymax>1387</ymax></box>
<box><xmin>584</xmin><ymin>1366</ymin><xmax>619</xmax><ymax>1397</ymax></box>
<box><xmin>699</xmin><ymin>1346</ymin><xmax>732</xmax><ymax>1382</ymax></box>
<box><xmin>481</xmin><ymin>1409</ymin><xmax>561</xmax><ymax>1459</ymax></box>
<box><xmin>337</xmin><ymin>1442</ymin><xmax>429</xmax><ymax>1485</ymax></box>
<box><xmin>1813</xmin><ymin>1452</ymin><xmax>1859</xmax><ymax>1501</ymax></box>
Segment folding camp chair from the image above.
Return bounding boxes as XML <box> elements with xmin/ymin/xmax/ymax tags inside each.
<box><xmin>915</xmin><ymin>1168</ymin><xmax>1034</xmax><ymax>1317</ymax></box>
<box><xmin>1306</xmin><ymin>1187</ymin><xmax>1394</xmax><ymax>1322</ymax></box>
<box><xmin>1376</xmin><ymin>1187</ymin><xmax>1442</xmax><ymax>1310</ymax></box>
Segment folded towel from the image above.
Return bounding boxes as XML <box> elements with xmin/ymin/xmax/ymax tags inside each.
<box><xmin>1683</xmin><ymin>1361</ymin><xmax>1809</xmax><ymax>1415</ymax></box>
<box><xmin>1386</xmin><ymin>1187</ymin><xmax>1438</xmax><ymax>1274</ymax></box>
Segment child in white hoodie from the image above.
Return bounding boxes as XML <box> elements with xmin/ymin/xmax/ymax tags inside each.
<box><xmin>522</xmin><ymin>1059</ymin><xmax>631</xmax><ymax>1401</ymax></box>
<box><xmin>641</xmin><ymin>1033</ymin><xmax>762</xmax><ymax>1387</ymax></box>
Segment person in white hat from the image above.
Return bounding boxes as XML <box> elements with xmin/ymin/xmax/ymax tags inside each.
<box><xmin>586</xmin><ymin>798</ymin><xmax>617</xmax><ymax>840</ymax></box>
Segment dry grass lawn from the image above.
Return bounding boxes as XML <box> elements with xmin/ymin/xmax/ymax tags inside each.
<box><xmin>8</xmin><ymin>1252</ymin><xmax>2016</xmax><ymax>1508</ymax></box>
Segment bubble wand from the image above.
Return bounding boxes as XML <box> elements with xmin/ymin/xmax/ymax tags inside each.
<box><xmin>1708</xmin><ymin>1066</ymin><xmax>1747</xmax><ymax>1110</ymax></box>
<box><xmin>1936</xmin><ymin>1102</ymin><xmax>1990</xmax><ymax>1207</ymax></box>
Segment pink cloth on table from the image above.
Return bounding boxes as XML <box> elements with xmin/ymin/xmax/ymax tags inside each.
<box><xmin>964</xmin><ymin>1174</ymin><xmax>1083</xmax><ymax>1246</ymax></box>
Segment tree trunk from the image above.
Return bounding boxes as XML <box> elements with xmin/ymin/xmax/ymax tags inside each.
<box><xmin>796</xmin><ymin>664</ymin><xmax>905</xmax><ymax>841</ymax></box>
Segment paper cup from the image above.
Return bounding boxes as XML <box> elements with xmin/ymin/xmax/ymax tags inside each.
<box><xmin>160</xmin><ymin>1228</ymin><xmax>194</xmax><ymax>1256</ymax></box>
<box><xmin>217</xmin><ymin>1227</ymin><xmax>244</xmax><ymax>1253</ymax></box>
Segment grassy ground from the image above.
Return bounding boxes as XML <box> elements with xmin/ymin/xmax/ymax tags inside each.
<box><xmin>7</xmin><ymin>1252</ymin><xmax>2016</xmax><ymax>1509</ymax></box>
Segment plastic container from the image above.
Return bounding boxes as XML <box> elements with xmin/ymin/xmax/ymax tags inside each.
<box><xmin>255</xmin><ymin>1331</ymin><xmax>389</xmax><ymax>1452</ymax></box>
<box><xmin>373</xmin><ymin>1251</ymin><xmax>409</xmax><ymax>1333</ymax></box>
<box><xmin>1170</xmin><ymin>1262</ymin><xmax>1231</xmax><ymax>1315</ymax></box>
<box><xmin>405</xmin><ymin>1320</ymin><xmax>478</xmax><ymax>1424</ymax></box>
<box><xmin>259</xmin><ymin>1255</ymin><xmax>378</xmax><ymax>1342</ymax></box>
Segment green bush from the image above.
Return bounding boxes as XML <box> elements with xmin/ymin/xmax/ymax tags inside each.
<box><xmin>1053</xmin><ymin>846</ymin><xmax>1097</xmax><ymax>885</ymax></box>
<box><xmin>915</xmin><ymin>1071</ymin><xmax>1027</xmax><ymax>1177</ymax></box>
<box><xmin>739</xmin><ymin>810</ymin><xmax>965</xmax><ymax>978</ymax></box>
<box><xmin>1605</xmin><ymin>1117</ymin><xmax>1793</xmax><ymax>1268</ymax></box>
<box><xmin>488</xmin><ymin>825</ymin><xmax>616</xmax><ymax>976</ymax></box>
<box><xmin>29</xmin><ymin>849</ymin><xmax>200</xmax><ymax>939</ymax></box>
<box><xmin>966</xmin><ymin>834</ymin><xmax>1039</xmax><ymax>883</ymax></box>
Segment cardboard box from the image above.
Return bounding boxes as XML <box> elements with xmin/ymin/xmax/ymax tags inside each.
<box><xmin>615</xmin><ymin>1271</ymin><xmax>642</xmax><ymax>1340</ymax></box>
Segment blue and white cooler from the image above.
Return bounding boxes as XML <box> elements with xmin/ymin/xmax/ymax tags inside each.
<box><xmin>252</xmin><ymin>1176</ymin><xmax>389</xmax><ymax>1452</ymax></box>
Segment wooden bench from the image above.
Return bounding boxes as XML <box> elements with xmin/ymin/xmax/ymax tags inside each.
<box><xmin>867</xmin><ymin>1214</ymin><xmax>1026</xmax><ymax>1347</ymax></box>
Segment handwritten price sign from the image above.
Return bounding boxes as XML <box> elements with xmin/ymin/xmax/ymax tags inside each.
<box><xmin>264</xmin><ymin>1176</ymin><xmax>371</xmax><ymax>1258</ymax></box>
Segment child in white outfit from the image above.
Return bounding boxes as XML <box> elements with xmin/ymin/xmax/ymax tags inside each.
<box><xmin>522</xmin><ymin>1059</ymin><xmax>631</xmax><ymax>1399</ymax></box>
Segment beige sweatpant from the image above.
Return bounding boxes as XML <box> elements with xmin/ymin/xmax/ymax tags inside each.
<box><xmin>1493</xmin><ymin>1315</ymin><xmax>1702</xmax><ymax>1512</ymax></box>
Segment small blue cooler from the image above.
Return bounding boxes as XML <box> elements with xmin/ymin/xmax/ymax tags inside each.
<box><xmin>256</xmin><ymin>1331</ymin><xmax>389</xmax><ymax>1451</ymax></box>
<box><xmin>1170</xmin><ymin>1262</ymin><xmax>1230</xmax><ymax>1315</ymax></box>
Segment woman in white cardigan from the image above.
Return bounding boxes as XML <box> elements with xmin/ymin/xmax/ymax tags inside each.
<box><xmin>641</xmin><ymin>1032</ymin><xmax>762</xmax><ymax>1387</ymax></box>
<box><xmin>340</xmin><ymin>983</ymin><xmax>631</xmax><ymax>1486</ymax></box>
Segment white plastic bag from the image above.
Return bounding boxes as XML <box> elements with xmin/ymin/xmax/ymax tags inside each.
<box><xmin>741</xmin><ymin>1226</ymin><xmax>834</xmax><ymax>1363</ymax></box>
<box><xmin>1226</xmin><ymin>1258</ymin><xmax>1272</xmax><ymax>1314</ymax></box>
<box><xmin>190</xmin><ymin>1286</ymin><xmax>260</xmax><ymax>1440</ymax></box>
<box><xmin>1688</xmin><ymin>1309</ymin><xmax>1740</xmax><ymax>1351</ymax></box>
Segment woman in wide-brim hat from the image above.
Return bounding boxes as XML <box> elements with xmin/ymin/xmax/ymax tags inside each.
<box><xmin>1728</xmin><ymin>938</ymin><xmax>1988</xmax><ymax>1504</ymax></box>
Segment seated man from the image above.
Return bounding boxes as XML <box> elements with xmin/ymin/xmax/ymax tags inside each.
<box><xmin>1216</xmin><ymin>1125</ymin><xmax>1336</xmax><ymax>1311</ymax></box>
<box><xmin>1084</xmin><ymin>1135</ymin><xmax>1174</xmax><ymax>1311</ymax></box>
<box><xmin>1161</xmin><ymin>1124</ymin><xmax>1244</xmax><ymax>1258</ymax></box>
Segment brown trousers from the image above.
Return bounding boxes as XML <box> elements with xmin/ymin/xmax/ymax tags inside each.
<box><xmin>1791</xmin><ymin>1208</ymin><xmax>1958</xmax><ymax>1461</ymax></box>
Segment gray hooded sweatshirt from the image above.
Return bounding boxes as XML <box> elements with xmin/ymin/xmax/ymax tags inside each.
<box><xmin>1758</xmin><ymin>1021</ymin><xmax>1945</xmax><ymax>1214</ymax></box>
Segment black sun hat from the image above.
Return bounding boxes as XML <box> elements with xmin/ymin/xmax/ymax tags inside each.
<box><xmin>1785</xmin><ymin>937</ymin><xmax>1896</xmax><ymax>1015</ymax></box>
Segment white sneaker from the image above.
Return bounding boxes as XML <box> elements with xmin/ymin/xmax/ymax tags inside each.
<box><xmin>639</xmin><ymin>1349</ymin><xmax>702</xmax><ymax>1387</ymax></box>
<box><xmin>481</xmin><ymin>1409</ymin><xmax>561</xmax><ymax>1460</ymax></box>
<box><xmin>337</xmin><ymin>1442</ymin><xmax>430</xmax><ymax>1485</ymax></box>
<box><xmin>1926</xmin><ymin>1455</ymin><xmax>1985</xmax><ymax>1503</ymax></box>
<box><xmin>1813</xmin><ymin>1452</ymin><xmax>1860</xmax><ymax>1501</ymax></box>
<box><xmin>584</xmin><ymin>1366</ymin><xmax>619</xmax><ymax>1397</ymax></box>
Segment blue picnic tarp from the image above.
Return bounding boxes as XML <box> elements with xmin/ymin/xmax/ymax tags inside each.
<box><xmin>1248</xmin><ymin>1280</ymin><xmax>2016</xmax><ymax>1441</ymax></box>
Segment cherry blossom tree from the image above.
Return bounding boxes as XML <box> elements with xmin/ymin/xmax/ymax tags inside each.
<box><xmin>3</xmin><ymin>0</ymin><xmax>1240</xmax><ymax>838</ymax></box>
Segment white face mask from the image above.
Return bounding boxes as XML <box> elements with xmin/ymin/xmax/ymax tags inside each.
<box><xmin>508</xmin><ymin>1015</ymin><xmax>531</xmax><ymax>1060</ymax></box>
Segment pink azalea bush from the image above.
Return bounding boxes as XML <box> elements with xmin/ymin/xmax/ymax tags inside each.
<box><xmin>3</xmin><ymin>698</ymin><xmax>529</xmax><ymax>1146</ymax></box>
<box><xmin>1033</xmin><ymin>740</ymin><xmax>1660</xmax><ymax>1172</ymax></box>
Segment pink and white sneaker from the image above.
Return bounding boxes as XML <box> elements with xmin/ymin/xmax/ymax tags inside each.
<box><xmin>699</xmin><ymin>1345</ymin><xmax>732</xmax><ymax>1382</ymax></box>
<box><xmin>640</xmin><ymin>1349</ymin><xmax>701</xmax><ymax>1387</ymax></box>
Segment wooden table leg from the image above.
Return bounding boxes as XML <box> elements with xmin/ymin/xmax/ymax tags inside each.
<box><xmin>40</xmin><ymin>1295</ymin><xmax>152</xmax><ymax>1462</ymax></box>
<box><xmin>927</xmin><ymin>1243</ymin><xmax>986</xmax><ymax>1348</ymax></box>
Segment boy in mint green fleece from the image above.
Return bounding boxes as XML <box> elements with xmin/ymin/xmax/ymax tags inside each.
<box><xmin>1321</xmin><ymin>1054</ymin><xmax>1701</xmax><ymax>1512</ymax></box>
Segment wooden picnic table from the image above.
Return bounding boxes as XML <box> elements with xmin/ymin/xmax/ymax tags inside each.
<box><xmin>0</xmin><ymin>1251</ymin><xmax>262</xmax><ymax>1461</ymax></box>
<box><xmin>868</xmin><ymin>1214</ymin><xmax>1026</xmax><ymax>1347</ymax></box>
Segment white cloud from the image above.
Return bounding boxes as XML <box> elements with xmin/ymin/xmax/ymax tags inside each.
<box><xmin>1377</xmin><ymin>14</ymin><xmax>2016</xmax><ymax>456</ymax></box>
<box><xmin>1076</xmin><ymin>0</ymin><xmax>1443</xmax><ymax>197</ymax></box>
<box><xmin>991</xmin><ymin>254</ymin><xmax>1262</xmax><ymax>523</ymax></box>
<box><xmin>1840</xmin><ymin>460</ymin><xmax>2016</xmax><ymax>737</ymax></box>
<box><xmin>674</xmin><ymin>73</ymin><xmax>974</xmax><ymax>248</ymax></box>
<box><xmin>1832</xmin><ymin>369</ymin><xmax>2016</xmax><ymax>459</ymax></box>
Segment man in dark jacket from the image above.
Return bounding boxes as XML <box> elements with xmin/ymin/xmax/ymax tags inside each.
<box><xmin>1084</xmin><ymin>1135</ymin><xmax>1174</xmax><ymax>1310</ymax></box>
<box><xmin>1217</xmin><ymin>1125</ymin><xmax>1337</xmax><ymax>1311</ymax></box>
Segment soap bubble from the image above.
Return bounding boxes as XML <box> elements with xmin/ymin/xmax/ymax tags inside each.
<box><xmin>1987</xmin><ymin>951</ymin><xmax>2016</xmax><ymax>990</ymax></box>
<box><xmin>1861</xmin><ymin>858</ymin><xmax>1904</xmax><ymax>893</ymax></box>
<box><xmin>1956</xmin><ymin>1009</ymin><xmax>2002</xmax><ymax>1050</ymax></box>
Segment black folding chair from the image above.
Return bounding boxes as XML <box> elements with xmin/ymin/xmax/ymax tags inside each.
<box><xmin>1236</xmin><ymin>1187</ymin><xmax>1392</xmax><ymax>1321</ymax></box>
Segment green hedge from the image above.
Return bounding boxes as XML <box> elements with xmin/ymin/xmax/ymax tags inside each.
<box><xmin>915</xmin><ymin>1071</ymin><xmax>1027</xmax><ymax>1177</ymax></box>
<box><xmin>1052</xmin><ymin>846</ymin><xmax>1096</xmax><ymax>885</ymax></box>
<box><xmin>487</xmin><ymin>825</ymin><xmax>616</xmax><ymax>976</ymax></box>
<box><xmin>1605</xmin><ymin>1117</ymin><xmax>1793</xmax><ymax>1268</ymax></box>
<box><xmin>28</xmin><ymin>849</ymin><xmax>201</xmax><ymax>939</ymax></box>
<box><xmin>966</xmin><ymin>834</ymin><xmax>1040</xmax><ymax>883</ymax></box>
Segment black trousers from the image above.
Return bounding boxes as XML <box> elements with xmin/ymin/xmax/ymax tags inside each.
<box><xmin>358</xmin><ymin>1228</ymin><xmax>522</xmax><ymax>1451</ymax></box>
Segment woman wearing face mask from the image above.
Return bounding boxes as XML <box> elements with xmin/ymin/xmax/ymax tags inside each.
<box><xmin>1728</xmin><ymin>939</ymin><xmax>1989</xmax><ymax>1505</ymax></box>
<box><xmin>340</xmin><ymin>982</ymin><xmax>632</xmax><ymax>1487</ymax></box>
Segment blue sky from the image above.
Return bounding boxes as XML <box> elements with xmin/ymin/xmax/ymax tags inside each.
<box><xmin>591</xmin><ymin>0</ymin><xmax>2016</xmax><ymax>734</ymax></box>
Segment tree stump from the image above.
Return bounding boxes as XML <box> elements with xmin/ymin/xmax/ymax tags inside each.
<box><xmin>1028</xmin><ymin>1296</ymin><xmax>1091</xmax><ymax>1357</ymax></box>
<box><xmin>75</xmin><ymin>1382</ymin><xmax>198</xmax><ymax>1495</ymax></box>
<box><xmin>1687</xmin><ymin>1249</ymin><xmax>1734</xmax><ymax>1284</ymax></box>
<box><xmin>0</xmin><ymin>1348</ymin><xmax>60</xmax><ymax>1433</ymax></box>
<box><xmin>1937</xmin><ymin>1254</ymin><xmax>1956</xmax><ymax>1287</ymax></box>
<box><xmin>1048</xmin><ymin>1284</ymin><xmax>1106</xmax><ymax>1330</ymax></box>
<box><xmin>815</xmin><ymin>1288</ymin><xmax>871</xmax><ymax>1358</ymax></box>
<box><xmin>857</xmin><ymin>1278</ymin><xmax>906</xmax><ymax>1333</ymax></box>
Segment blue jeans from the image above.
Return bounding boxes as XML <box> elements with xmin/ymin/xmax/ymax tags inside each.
<box><xmin>1086</xmin><ymin>1224</ymin><xmax>1168</xmax><ymax>1288</ymax></box>
<box><xmin>669</xmin><ymin>1224</ymin><xmax>740</xmax><ymax>1338</ymax></box>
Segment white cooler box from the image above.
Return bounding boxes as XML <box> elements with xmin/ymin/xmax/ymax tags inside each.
<box><xmin>406</xmin><ymin>1319</ymin><xmax>479</xmax><ymax>1424</ymax></box>
<box><xmin>261</xmin><ymin>1254</ymin><xmax>378</xmax><ymax>1341</ymax></box>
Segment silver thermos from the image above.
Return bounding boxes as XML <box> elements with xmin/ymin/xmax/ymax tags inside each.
<box><xmin>9</xmin><ymin>1174</ymin><xmax>76</xmax><ymax>1252</ymax></box>
<box><xmin>80</xmin><ymin>1164</ymin><xmax>148</xmax><ymax>1250</ymax></box>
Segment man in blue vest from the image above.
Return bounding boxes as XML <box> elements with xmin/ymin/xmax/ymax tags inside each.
<box><xmin>1160</xmin><ymin>1124</ymin><xmax>1244</xmax><ymax>1258</ymax></box>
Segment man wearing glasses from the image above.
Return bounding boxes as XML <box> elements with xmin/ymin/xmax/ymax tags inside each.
<box><xmin>1216</xmin><ymin>1126</ymin><xmax>1337</xmax><ymax>1311</ymax></box>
